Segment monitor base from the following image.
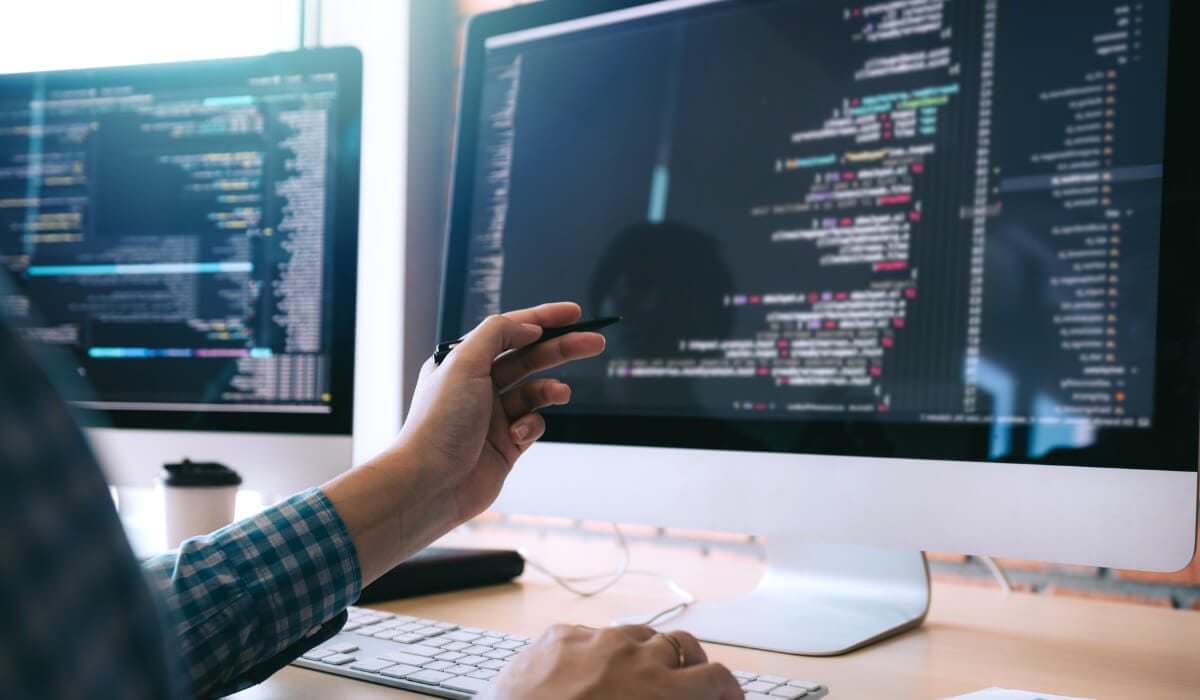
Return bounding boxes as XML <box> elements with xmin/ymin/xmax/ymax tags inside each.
<box><xmin>617</xmin><ymin>539</ymin><xmax>929</xmax><ymax>656</ymax></box>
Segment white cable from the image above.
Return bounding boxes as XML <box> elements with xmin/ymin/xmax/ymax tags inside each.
<box><xmin>979</xmin><ymin>555</ymin><xmax>1014</xmax><ymax>593</ymax></box>
<box><xmin>517</xmin><ymin>522</ymin><xmax>631</xmax><ymax>597</ymax></box>
<box><xmin>630</xmin><ymin>574</ymin><xmax>695</xmax><ymax>627</ymax></box>
<box><xmin>517</xmin><ymin>523</ymin><xmax>696</xmax><ymax>624</ymax></box>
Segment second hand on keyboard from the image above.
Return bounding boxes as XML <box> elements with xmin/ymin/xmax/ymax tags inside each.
<box><xmin>292</xmin><ymin>606</ymin><xmax>830</xmax><ymax>699</ymax></box>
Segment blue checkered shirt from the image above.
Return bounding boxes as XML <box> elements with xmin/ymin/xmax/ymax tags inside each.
<box><xmin>0</xmin><ymin>321</ymin><xmax>362</xmax><ymax>697</ymax></box>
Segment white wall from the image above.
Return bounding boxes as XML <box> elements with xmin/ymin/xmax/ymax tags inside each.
<box><xmin>320</xmin><ymin>0</ymin><xmax>410</xmax><ymax>462</ymax></box>
<box><xmin>0</xmin><ymin>1</ymin><xmax>299</xmax><ymax>72</ymax></box>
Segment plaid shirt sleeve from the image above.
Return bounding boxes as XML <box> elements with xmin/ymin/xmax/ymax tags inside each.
<box><xmin>143</xmin><ymin>487</ymin><xmax>363</xmax><ymax>697</ymax></box>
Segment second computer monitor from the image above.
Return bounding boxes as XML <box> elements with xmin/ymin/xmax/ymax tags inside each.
<box><xmin>0</xmin><ymin>48</ymin><xmax>363</xmax><ymax>494</ymax></box>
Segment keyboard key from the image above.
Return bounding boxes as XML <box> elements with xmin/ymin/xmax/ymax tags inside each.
<box><xmin>392</xmin><ymin>633</ymin><xmax>425</xmax><ymax>644</ymax></box>
<box><xmin>441</xmin><ymin>675</ymin><xmax>492</xmax><ymax>693</ymax></box>
<box><xmin>378</xmin><ymin>651</ymin><xmax>429</xmax><ymax>666</ymax></box>
<box><xmin>495</xmin><ymin>639</ymin><xmax>524</xmax><ymax>650</ymax></box>
<box><xmin>421</xmin><ymin>637</ymin><xmax>453</xmax><ymax>648</ymax></box>
<box><xmin>350</xmin><ymin>658</ymin><xmax>397</xmax><ymax>673</ymax></box>
<box><xmin>434</xmin><ymin>622</ymin><xmax>458</xmax><ymax>630</ymax></box>
<box><xmin>480</xmin><ymin>659</ymin><xmax>507</xmax><ymax>670</ymax></box>
<box><xmin>394</xmin><ymin>643</ymin><xmax>443</xmax><ymax>657</ymax></box>
<box><xmin>373</xmin><ymin>630</ymin><xmax>401</xmax><ymax>639</ymax></box>
<box><xmin>379</xmin><ymin>664</ymin><xmax>422</xmax><ymax>679</ymax></box>
<box><xmin>457</xmin><ymin>655</ymin><xmax>488</xmax><ymax>666</ymax></box>
<box><xmin>788</xmin><ymin>681</ymin><xmax>823</xmax><ymax>691</ymax></box>
<box><xmin>760</xmin><ymin>675</ymin><xmax>788</xmax><ymax>684</ymax></box>
<box><xmin>484</xmin><ymin>649</ymin><xmax>516</xmax><ymax>660</ymax></box>
<box><xmin>355</xmin><ymin>625</ymin><xmax>385</xmax><ymax>636</ymax></box>
<box><xmin>769</xmin><ymin>688</ymin><xmax>808</xmax><ymax>699</ymax></box>
<box><xmin>326</xmin><ymin>642</ymin><xmax>359</xmax><ymax>654</ymax></box>
<box><xmin>408</xmin><ymin>669</ymin><xmax>454</xmax><ymax>684</ymax></box>
<box><xmin>442</xmin><ymin>641</ymin><xmax>470</xmax><ymax>652</ymax></box>
<box><xmin>320</xmin><ymin>653</ymin><xmax>355</xmax><ymax>665</ymax></box>
<box><xmin>463</xmin><ymin>645</ymin><xmax>492</xmax><ymax>655</ymax></box>
<box><xmin>445</xmin><ymin>631</ymin><xmax>482</xmax><ymax>643</ymax></box>
<box><xmin>300</xmin><ymin>649</ymin><xmax>333</xmax><ymax>661</ymax></box>
<box><xmin>468</xmin><ymin>669</ymin><xmax>499</xmax><ymax>680</ymax></box>
<box><xmin>744</xmin><ymin>681</ymin><xmax>780</xmax><ymax>693</ymax></box>
<box><xmin>445</xmin><ymin>664</ymin><xmax>479</xmax><ymax>675</ymax></box>
<box><xmin>436</xmin><ymin>651</ymin><xmax>466</xmax><ymax>662</ymax></box>
<box><xmin>422</xmin><ymin>660</ymin><xmax>454</xmax><ymax>671</ymax></box>
<box><xmin>416</xmin><ymin>626</ymin><xmax>446</xmax><ymax>637</ymax></box>
<box><xmin>733</xmin><ymin>671</ymin><xmax>758</xmax><ymax>680</ymax></box>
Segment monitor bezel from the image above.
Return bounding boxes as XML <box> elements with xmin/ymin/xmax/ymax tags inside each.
<box><xmin>441</xmin><ymin>0</ymin><xmax>1199</xmax><ymax>472</ymax></box>
<box><xmin>0</xmin><ymin>47</ymin><xmax>362</xmax><ymax>435</ymax></box>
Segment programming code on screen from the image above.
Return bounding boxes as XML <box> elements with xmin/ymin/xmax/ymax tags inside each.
<box><xmin>459</xmin><ymin>0</ymin><xmax>1167</xmax><ymax>431</ymax></box>
<box><xmin>0</xmin><ymin>68</ymin><xmax>342</xmax><ymax>412</ymax></box>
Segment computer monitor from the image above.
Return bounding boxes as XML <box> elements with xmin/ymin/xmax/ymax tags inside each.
<box><xmin>0</xmin><ymin>48</ymin><xmax>362</xmax><ymax>497</ymax></box>
<box><xmin>440</xmin><ymin>0</ymin><xmax>1199</xmax><ymax>654</ymax></box>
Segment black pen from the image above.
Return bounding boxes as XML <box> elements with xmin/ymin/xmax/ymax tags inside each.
<box><xmin>434</xmin><ymin>316</ymin><xmax>621</xmax><ymax>365</ymax></box>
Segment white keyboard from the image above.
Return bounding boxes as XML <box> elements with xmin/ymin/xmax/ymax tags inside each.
<box><xmin>292</xmin><ymin>606</ymin><xmax>830</xmax><ymax>699</ymax></box>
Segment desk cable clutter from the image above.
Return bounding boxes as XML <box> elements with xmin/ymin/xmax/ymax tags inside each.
<box><xmin>517</xmin><ymin>523</ymin><xmax>696</xmax><ymax>627</ymax></box>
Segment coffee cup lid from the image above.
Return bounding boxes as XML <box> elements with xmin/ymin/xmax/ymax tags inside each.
<box><xmin>161</xmin><ymin>459</ymin><xmax>242</xmax><ymax>487</ymax></box>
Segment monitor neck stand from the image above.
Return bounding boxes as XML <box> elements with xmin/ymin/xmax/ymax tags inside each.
<box><xmin>618</xmin><ymin>539</ymin><xmax>930</xmax><ymax>655</ymax></box>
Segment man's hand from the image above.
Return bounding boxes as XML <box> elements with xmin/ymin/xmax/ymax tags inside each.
<box><xmin>323</xmin><ymin>302</ymin><xmax>605</xmax><ymax>583</ymax></box>
<box><xmin>479</xmin><ymin>624</ymin><xmax>744</xmax><ymax>700</ymax></box>
<box><xmin>398</xmin><ymin>302</ymin><xmax>605</xmax><ymax>523</ymax></box>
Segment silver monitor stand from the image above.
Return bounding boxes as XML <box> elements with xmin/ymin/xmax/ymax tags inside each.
<box><xmin>618</xmin><ymin>540</ymin><xmax>929</xmax><ymax>655</ymax></box>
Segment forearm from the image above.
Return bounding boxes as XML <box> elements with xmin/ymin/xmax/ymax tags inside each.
<box><xmin>321</xmin><ymin>444</ymin><xmax>463</xmax><ymax>584</ymax></box>
<box><xmin>143</xmin><ymin>488</ymin><xmax>361</xmax><ymax>697</ymax></box>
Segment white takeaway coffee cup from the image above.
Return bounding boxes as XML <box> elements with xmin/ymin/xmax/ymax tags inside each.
<box><xmin>158</xmin><ymin>459</ymin><xmax>242</xmax><ymax>549</ymax></box>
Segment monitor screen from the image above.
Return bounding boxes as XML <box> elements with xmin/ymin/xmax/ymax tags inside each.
<box><xmin>442</xmin><ymin>0</ymin><xmax>1197</xmax><ymax>469</ymax></box>
<box><xmin>0</xmin><ymin>48</ymin><xmax>360</xmax><ymax>433</ymax></box>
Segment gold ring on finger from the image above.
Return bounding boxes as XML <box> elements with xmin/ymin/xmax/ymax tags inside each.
<box><xmin>656</xmin><ymin>632</ymin><xmax>686</xmax><ymax>668</ymax></box>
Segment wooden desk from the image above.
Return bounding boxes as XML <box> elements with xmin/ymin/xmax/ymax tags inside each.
<box><xmin>232</xmin><ymin>524</ymin><xmax>1200</xmax><ymax>699</ymax></box>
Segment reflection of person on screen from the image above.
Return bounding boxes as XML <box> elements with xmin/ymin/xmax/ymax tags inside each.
<box><xmin>591</xmin><ymin>220</ymin><xmax>734</xmax><ymax>358</ymax></box>
<box><xmin>586</xmin><ymin>221</ymin><xmax>904</xmax><ymax>457</ymax></box>
<box><xmin>586</xmin><ymin>220</ymin><xmax>735</xmax><ymax>414</ymax></box>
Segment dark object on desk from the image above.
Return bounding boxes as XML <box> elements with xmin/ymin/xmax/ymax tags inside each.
<box><xmin>433</xmin><ymin>315</ymin><xmax>621</xmax><ymax>364</ymax></box>
<box><xmin>356</xmin><ymin>547</ymin><xmax>525</xmax><ymax>604</ymax></box>
<box><xmin>161</xmin><ymin>458</ymin><xmax>242</xmax><ymax>486</ymax></box>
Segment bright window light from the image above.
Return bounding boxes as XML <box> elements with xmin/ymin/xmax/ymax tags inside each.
<box><xmin>0</xmin><ymin>0</ymin><xmax>300</xmax><ymax>74</ymax></box>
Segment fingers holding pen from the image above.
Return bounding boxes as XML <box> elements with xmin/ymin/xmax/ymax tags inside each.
<box><xmin>439</xmin><ymin>303</ymin><xmax>589</xmax><ymax>376</ymax></box>
<box><xmin>501</xmin><ymin>301</ymin><xmax>582</xmax><ymax>329</ymax></box>
<box><xmin>447</xmin><ymin>314</ymin><xmax>544</xmax><ymax>375</ymax></box>
<box><xmin>492</xmin><ymin>331</ymin><xmax>606</xmax><ymax>391</ymax></box>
